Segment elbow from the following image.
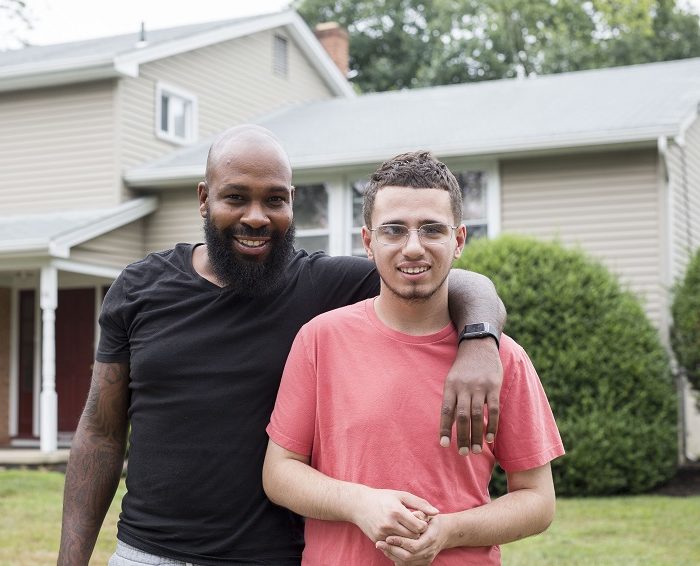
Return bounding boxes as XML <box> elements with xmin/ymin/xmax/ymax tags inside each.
<box><xmin>534</xmin><ymin>494</ymin><xmax>557</xmax><ymax>535</ymax></box>
<box><xmin>262</xmin><ymin>461</ymin><xmax>282</xmax><ymax>506</ymax></box>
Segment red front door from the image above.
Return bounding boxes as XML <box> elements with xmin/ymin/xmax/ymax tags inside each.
<box><xmin>56</xmin><ymin>288</ymin><xmax>95</xmax><ymax>433</ymax></box>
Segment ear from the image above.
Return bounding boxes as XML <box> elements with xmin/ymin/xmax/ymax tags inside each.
<box><xmin>454</xmin><ymin>225</ymin><xmax>467</xmax><ymax>258</ymax></box>
<box><xmin>197</xmin><ymin>181</ymin><xmax>209</xmax><ymax>218</ymax></box>
<box><xmin>361</xmin><ymin>226</ymin><xmax>374</xmax><ymax>260</ymax></box>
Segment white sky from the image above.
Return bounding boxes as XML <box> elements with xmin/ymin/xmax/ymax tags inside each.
<box><xmin>4</xmin><ymin>0</ymin><xmax>700</xmax><ymax>48</ymax></box>
<box><xmin>6</xmin><ymin>0</ymin><xmax>293</xmax><ymax>47</ymax></box>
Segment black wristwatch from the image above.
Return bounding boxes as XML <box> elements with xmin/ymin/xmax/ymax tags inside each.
<box><xmin>458</xmin><ymin>322</ymin><xmax>501</xmax><ymax>349</ymax></box>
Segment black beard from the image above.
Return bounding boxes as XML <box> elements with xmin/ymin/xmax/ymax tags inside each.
<box><xmin>203</xmin><ymin>215</ymin><xmax>295</xmax><ymax>297</ymax></box>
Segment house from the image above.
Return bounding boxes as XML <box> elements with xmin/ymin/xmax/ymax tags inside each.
<box><xmin>0</xmin><ymin>10</ymin><xmax>698</xmax><ymax>462</ymax></box>
<box><xmin>0</xmin><ymin>9</ymin><xmax>353</xmax><ymax>452</ymax></box>
<box><xmin>123</xmin><ymin>57</ymin><xmax>700</xmax><ymax>463</ymax></box>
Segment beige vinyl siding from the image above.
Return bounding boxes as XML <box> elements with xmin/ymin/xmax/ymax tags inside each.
<box><xmin>144</xmin><ymin>189</ymin><xmax>203</xmax><ymax>253</ymax></box>
<box><xmin>501</xmin><ymin>149</ymin><xmax>663</xmax><ymax>327</ymax></box>
<box><xmin>118</xmin><ymin>29</ymin><xmax>335</xmax><ymax>173</ymax></box>
<box><xmin>669</xmin><ymin>117</ymin><xmax>700</xmax><ymax>281</ymax></box>
<box><xmin>70</xmin><ymin>219</ymin><xmax>147</xmax><ymax>268</ymax></box>
<box><xmin>0</xmin><ymin>81</ymin><xmax>119</xmax><ymax>214</ymax></box>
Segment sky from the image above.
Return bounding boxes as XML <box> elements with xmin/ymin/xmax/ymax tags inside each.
<box><xmin>3</xmin><ymin>0</ymin><xmax>294</xmax><ymax>48</ymax></box>
<box><xmin>3</xmin><ymin>0</ymin><xmax>700</xmax><ymax>48</ymax></box>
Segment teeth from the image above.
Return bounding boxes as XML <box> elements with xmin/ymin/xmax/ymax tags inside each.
<box><xmin>238</xmin><ymin>239</ymin><xmax>266</xmax><ymax>248</ymax></box>
<box><xmin>400</xmin><ymin>266</ymin><xmax>429</xmax><ymax>274</ymax></box>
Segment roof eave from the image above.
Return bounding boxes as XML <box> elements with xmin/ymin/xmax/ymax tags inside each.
<box><xmin>0</xmin><ymin>59</ymin><xmax>129</xmax><ymax>93</ymax></box>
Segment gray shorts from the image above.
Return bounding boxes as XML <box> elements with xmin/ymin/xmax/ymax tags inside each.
<box><xmin>108</xmin><ymin>541</ymin><xmax>201</xmax><ymax>566</ymax></box>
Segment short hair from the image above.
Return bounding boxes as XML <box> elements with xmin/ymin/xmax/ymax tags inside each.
<box><xmin>362</xmin><ymin>151</ymin><xmax>462</xmax><ymax>227</ymax></box>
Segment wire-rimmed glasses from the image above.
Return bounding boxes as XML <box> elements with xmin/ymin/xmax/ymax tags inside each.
<box><xmin>369</xmin><ymin>223</ymin><xmax>457</xmax><ymax>246</ymax></box>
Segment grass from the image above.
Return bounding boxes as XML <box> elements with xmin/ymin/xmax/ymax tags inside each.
<box><xmin>0</xmin><ymin>470</ymin><xmax>124</xmax><ymax>566</ymax></box>
<box><xmin>1</xmin><ymin>470</ymin><xmax>699</xmax><ymax>565</ymax></box>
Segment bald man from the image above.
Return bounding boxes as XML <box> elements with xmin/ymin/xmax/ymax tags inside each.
<box><xmin>58</xmin><ymin>125</ymin><xmax>506</xmax><ymax>566</ymax></box>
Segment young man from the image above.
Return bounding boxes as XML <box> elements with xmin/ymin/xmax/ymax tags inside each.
<box><xmin>58</xmin><ymin>128</ymin><xmax>506</xmax><ymax>565</ymax></box>
<box><xmin>264</xmin><ymin>151</ymin><xmax>564</xmax><ymax>565</ymax></box>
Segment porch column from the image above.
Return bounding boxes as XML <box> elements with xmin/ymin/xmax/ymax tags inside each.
<box><xmin>39</xmin><ymin>266</ymin><xmax>58</xmax><ymax>453</ymax></box>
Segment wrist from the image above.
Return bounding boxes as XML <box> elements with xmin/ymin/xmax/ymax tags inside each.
<box><xmin>346</xmin><ymin>483</ymin><xmax>372</xmax><ymax>525</ymax></box>
<box><xmin>458</xmin><ymin>322</ymin><xmax>500</xmax><ymax>349</ymax></box>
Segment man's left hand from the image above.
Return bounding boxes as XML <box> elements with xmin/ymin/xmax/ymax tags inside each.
<box><xmin>439</xmin><ymin>337</ymin><xmax>502</xmax><ymax>454</ymax></box>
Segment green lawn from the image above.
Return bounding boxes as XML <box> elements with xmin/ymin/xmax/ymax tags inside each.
<box><xmin>1</xmin><ymin>469</ymin><xmax>699</xmax><ymax>565</ymax></box>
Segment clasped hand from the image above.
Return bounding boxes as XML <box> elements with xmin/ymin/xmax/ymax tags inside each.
<box><xmin>354</xmin><ymin>488</ymin><xmax>446</xmax><ymax>566</ymax></box>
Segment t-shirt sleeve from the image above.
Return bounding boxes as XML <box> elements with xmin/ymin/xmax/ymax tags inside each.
<box><xmin>267</xmin><ymin>327</ymin><xmax>318</xmax><ymax>456</ymax></box>
<box><xmin>308</xmin><ymin>253</ymin><xmax>380</xmax><ymax>314</ymax></box>
<box><xmin>95</xmin><ymin>272</ymin><xmax>131</xmax><ymax>363</ymax></box>
<box><xmin>494</xmin><ymin>336</ymin><xmax>565</xmax><ymax>472</ymax></box>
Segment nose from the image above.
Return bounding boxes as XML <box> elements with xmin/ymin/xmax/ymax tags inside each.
<box><xmin>241</xmin><ymin>202</ymin><xmax>270</xmax><ymax>229</ymax></box>
<box><xmin>402</xmin><ymin>229</ymin><xmax>425</xmax><ymax>257</ymax></box>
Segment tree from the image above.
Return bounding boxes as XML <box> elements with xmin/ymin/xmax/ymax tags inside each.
<box><xmin>295</xmin><ymin>0</ymin><xmax>700</xmax><ymax>92</ymax></box>
<box><xmin>0</xmin><ymin>0</ymin><xmax>33</xmax><ymax>50</ymax></box>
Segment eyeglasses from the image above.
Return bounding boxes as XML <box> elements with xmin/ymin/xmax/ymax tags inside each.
<box><xmin>369</xmin><ymin>223</ymin><xmax>457</xmax><ymax>246</ymax></box>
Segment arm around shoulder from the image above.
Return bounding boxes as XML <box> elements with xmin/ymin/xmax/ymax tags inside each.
<box><xmin>58</xmin><ymin>361</ymin><xmax>130</xmax><ymax>566</ymax></box>
<box><xmin>442</xmin><ymin>269</ymin><xmax>507</xmax><ymax>455</ymax></box>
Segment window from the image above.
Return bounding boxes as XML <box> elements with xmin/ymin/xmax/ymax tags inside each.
<box><xmin>155</xmin><ymin>83</ymin><xmax>197</xmax><ymax>145</ymax></box>
<box><xmin>457</xmin><ymin>171</ymin><xmax>488</xmax><ymax>243</ymax></box>
<box><xmin>350</xmin><ymin>179</ymin><xmax>369</xmax><ymax>256</ymax></box>
<box><xmin>273</xmin><ymin>34</ymin><xmax>288</xmax><ymax>78</ymax></box>
<box><xmin>293</xmin><ymin>184</ymin><xmax>329</xmax><ymax>253</ymax></box>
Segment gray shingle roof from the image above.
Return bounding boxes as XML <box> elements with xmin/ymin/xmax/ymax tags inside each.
<box><xmin>0</xmin><ymin>197</ymin><xmax>157</xmax><ymax>257</ymax></box>
<box><xmin>0</xmin><ymin>13</ymin><xmax>266</xmax><ymax>68</ymax></box>
<box><xmin>125</xmin><ymin>56</ymin><xmax>700</xmax><ymax>184</ymax></box>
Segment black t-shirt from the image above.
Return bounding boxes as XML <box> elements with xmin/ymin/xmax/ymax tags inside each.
<box><xmin>97</xmin><ymin>244</ymin><xmax>379</xmax><ymax>565</ymax></box>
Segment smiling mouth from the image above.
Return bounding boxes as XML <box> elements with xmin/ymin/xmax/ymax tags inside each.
<box><xmin>236</xmin><ymin>238</ymin><xmax>268</xmax><ymax>248</ymax></box>
<box><xmin>398</xmin><ymin>266</ymin><xmax>430</xmax><ymax>274</ymax></box>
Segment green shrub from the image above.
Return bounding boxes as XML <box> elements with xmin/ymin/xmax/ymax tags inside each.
<box><xmin>671</xmin><ymin>247</ymin><xmax>700</xmax><ymax>408</ymax></box>
<box><xmin>456</xmin><ymin>235</ymin><xmax>677</xmax><ymax>496</ymax></box>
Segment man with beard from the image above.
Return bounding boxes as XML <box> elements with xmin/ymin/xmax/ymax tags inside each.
<box><xmin>58</xmin><ymin>126</ymin><xmax>506</xmax><ymax>566</ymax></box>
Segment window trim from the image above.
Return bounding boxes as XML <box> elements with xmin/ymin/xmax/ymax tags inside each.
<box><xmin>154</xmin><ymin>82</ymin><xmax>198</xmax><ymax>145</ymax></box>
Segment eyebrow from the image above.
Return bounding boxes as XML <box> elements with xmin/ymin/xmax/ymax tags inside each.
<box><xmin>379</xmin><ymin>219</ymin><xmax>446</xmax><ymax>226</ymax></box>
<box><xmin>220</xmin><ymin>184</ymin><xmax>290</xmax><ymax>193</ymax></box>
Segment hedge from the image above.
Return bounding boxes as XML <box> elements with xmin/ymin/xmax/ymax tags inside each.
<box><xmin>671</xmin><ymin>247</ymin><xmax>700</xmax><ymax>408</ymax></box>
<box><xmin>455</xmin><ymin>235</ymin><xmax>677</xmax><ymax>496</ymax></box>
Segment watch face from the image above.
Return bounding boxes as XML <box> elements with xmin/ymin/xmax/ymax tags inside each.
<box><xmin>464</xmin><ymin>323</ymin><xmax>486</xmax><ymax>333</ymax></box>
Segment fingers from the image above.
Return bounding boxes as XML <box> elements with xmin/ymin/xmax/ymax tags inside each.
<box><xmin>485</xmin><ymin>391</ymin><xmax>499</xmax><ymax>444</ymax></box>
<box><xmin>455</xmin><ymin>396</ymin><xmax>470</xmax><ymax>455</ymax></box>
<box><xmin>469</xmin><ymin>394</ymin><xmax>484</xmax><ymax>454</ymax></box>
<box><xmin>439</xmin><ymin>388</ymin><xmax>456</xmax><ymax>448</ymax></box>
<box><xmin>400</xmin><ymin>493</ymin><xmax>439</xmax><ymax>518</ymax></box>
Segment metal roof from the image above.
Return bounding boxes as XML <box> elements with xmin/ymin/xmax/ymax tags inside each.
<box><xmin>125</xmin><ymin>56</ymin><xmax>700</xmax><ymax>186</ymax></box>
<box><xmin>0</xmin><ymin>10</ymin><xmax>354</xmax><ymax>97</ymax></box>
<box><xmin>0</xmin><ymin>197</ymin><xmax>157</xmax><ymax>258</ymax></box>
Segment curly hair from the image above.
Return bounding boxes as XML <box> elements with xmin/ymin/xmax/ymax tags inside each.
<box><xmin>362</xmin><ymin>151</ymin><xmax>462</xmax><ymax>227</ymax></box>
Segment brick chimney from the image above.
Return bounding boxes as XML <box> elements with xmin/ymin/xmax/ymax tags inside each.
<box><xmin>314</xmin><ymin>22</ymin><xmax>349</xmax><ymax>77</ymax></box>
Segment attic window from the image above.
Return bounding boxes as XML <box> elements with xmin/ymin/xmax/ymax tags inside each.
<box><xmin>273</xmin><ymin>34</ymin><xmax>288</xmax><ymax>77</ymax></box>
<box><xmin>155</xmin><ymin>82</ymin><xmax>198</xmax><ymax>145</ymax></box>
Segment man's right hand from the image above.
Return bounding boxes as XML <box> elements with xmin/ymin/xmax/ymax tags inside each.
<box><xmin>352</xmin><ymin>488</ymin><xmax>439</xmax><ymax>543</ymax></box>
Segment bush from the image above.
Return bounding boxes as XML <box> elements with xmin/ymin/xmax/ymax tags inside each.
<box><xmin>671</xmin><ymin>247</ymin><xmax>700</xmax><ymax>408</ymax></box>
<box><xmin>455</xmin><ymin>235</ymin><xmax>677</xmax><ymax>496</ymax></box>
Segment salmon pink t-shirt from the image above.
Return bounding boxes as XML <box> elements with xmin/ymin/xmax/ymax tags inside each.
<box><xmin>267</xmin><ymin>298</ymin><xmax>564</xmax><ymax>565</ymax></box>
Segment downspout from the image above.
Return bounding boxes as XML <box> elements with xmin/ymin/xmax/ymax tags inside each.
<box><xmin>658</xmin><ymin>135</ymin><xmax>688</xmax><ymax>464</ymax></box>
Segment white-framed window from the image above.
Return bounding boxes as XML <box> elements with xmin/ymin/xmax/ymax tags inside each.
<box><xmin>293</xmin><ymin>184</ymin><xmax>329</xmax><ymax>253</ymax></box>
<box><xmin>350</xmin><ymin>179</ymin><xmax>369</xmax><ymax>256</ymax></box>
<box><xmin>273</xmin><ymin>34</ymin><xmax>289</xmax><ymax>78</ymax></box>
<box><xmin>155</xmin><ymin>82</ymin><xmax>198</xmax><ymax>145</ymax></box>
<box><xmin>456</xmin><ymin>170</ymin><xmax>489</xmax><ymax>243</ymax></box>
